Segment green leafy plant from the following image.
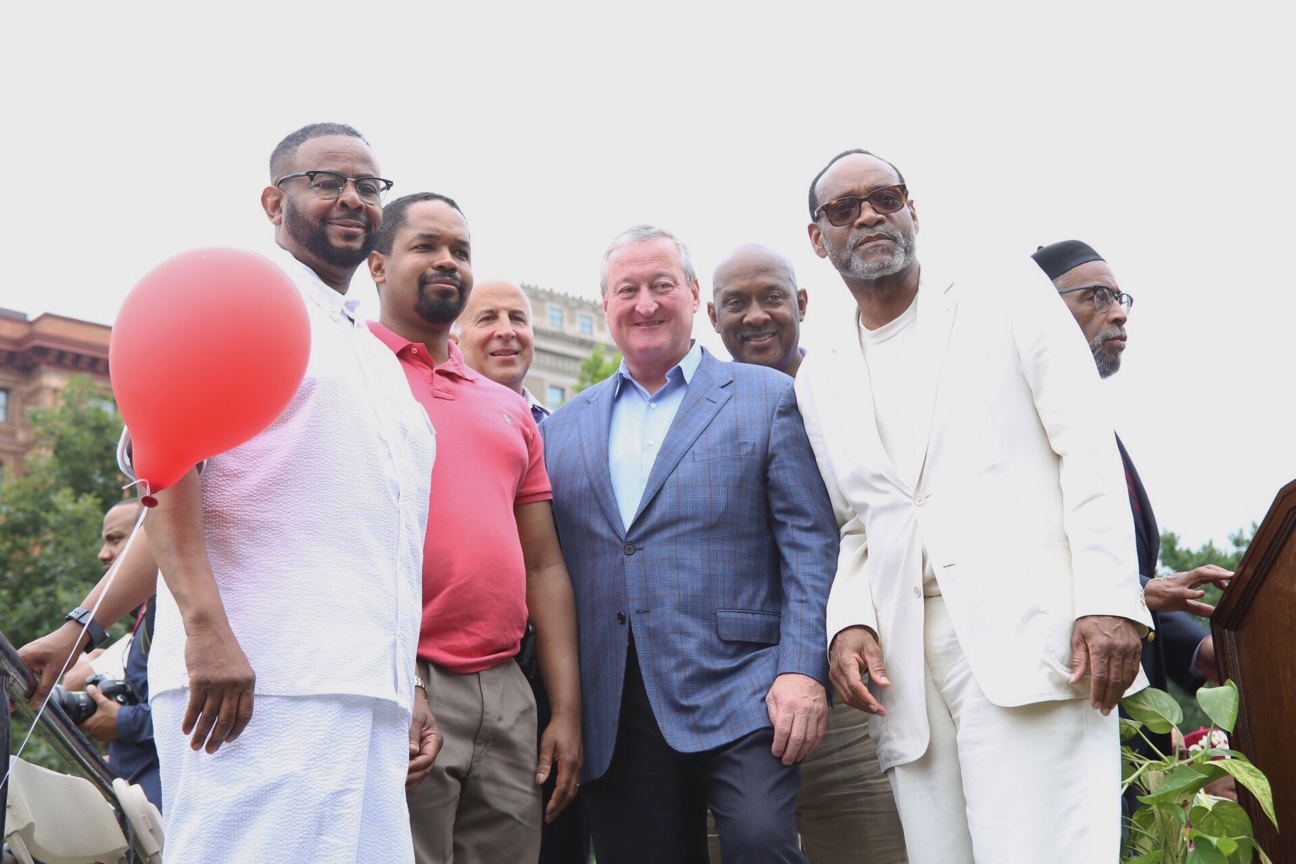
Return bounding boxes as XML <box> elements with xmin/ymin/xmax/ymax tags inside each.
<box><xmin>1121</xmin><ymin>681</ymin><xmax>1277</xmax><ymax>863</ymax></box>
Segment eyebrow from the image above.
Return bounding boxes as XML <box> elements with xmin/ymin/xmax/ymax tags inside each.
<box><xmin>408</xmin><ymin>232</ymin><xmax>470</xmax><ymax>246</ymax></box>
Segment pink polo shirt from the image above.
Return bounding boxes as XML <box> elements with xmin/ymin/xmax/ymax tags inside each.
<box><xmin>369</xmin><ymin>323</ymin><xmax>552</xmax><ymax>673</ymax></box>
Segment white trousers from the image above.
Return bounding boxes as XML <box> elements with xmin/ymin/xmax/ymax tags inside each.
<box><xmin>153</xmin><ymin>690</ymin><xmax>413</xmax><ymax>864</ymax></box>
<box><xmin>887</xmin><ymin>597</ymin><xmax>1120</xmax><ymax>864</ymax></box>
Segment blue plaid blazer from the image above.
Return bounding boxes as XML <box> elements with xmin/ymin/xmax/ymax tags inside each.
<box><xmin>542</xmin><ymin>348</ymin><xmax>837</xmax><ymax>781</ymax></box>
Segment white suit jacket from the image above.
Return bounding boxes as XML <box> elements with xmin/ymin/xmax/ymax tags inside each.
<box><xmin>795</xmin><ymin>255</ymin><xmax>1151</xmax><ymax>772</ymax></box>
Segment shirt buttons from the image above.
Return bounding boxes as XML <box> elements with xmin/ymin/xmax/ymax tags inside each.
<box><xmin>649</xmin><ymin>403</ymin><xmax>657</xmax><ymax>409</ymax></box>
<box><xmin>624</xmin><ymin>543</ymin><xmax>635</xmax><ymax>555</ymax></box>
<box><xmin>914</xmin><ymin>495</ymin><xmax>927</xmax><ymax>506</ymax></box>
<box><xmin>913</xmin><ymin>587</ymin><xmax>922</xmax><ymax>598</ymax></box>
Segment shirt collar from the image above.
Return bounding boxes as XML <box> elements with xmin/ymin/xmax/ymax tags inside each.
<box><xmin>521</xmin><ymin>386</ymin><xmax>550</xmax><ymax>416</ymax></box>
<box><xmin>265</xmin><ymin>244</ymin><xmax>359</xmax><ymax>322</ymax></box>
<box><xmin>613</xmin><ymin>341</ymin><xmax>703</xmax><ymax>398</ymax></box>
<box><xmin>365</xmin><ymin>321</ymin><xmax>478</xmax><ymax>380</ymax></box>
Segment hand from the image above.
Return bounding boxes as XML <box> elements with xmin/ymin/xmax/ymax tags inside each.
<box><xmin>536</xmin><ymin>711</ymin><xmax>583</xmax><ymax>823</ymax></box>
<box><xmin>18</xmin><ymin>622</ymin><xmax>90</xmax><ymax>710</ymax></box>
<box><xmin>765</xmin><ymin>673</ymin><xmax>828</xmax><ymax>766</ymax></box>
<box><xmin>77</xmin><ymin>684</ymin><xmax>122</xmax><ymax>742</ymax></box>
<box><xmin>1195</xmin><ymin>635</ymin><xmax>1221</xmax><ymax>685</ymax></box>
<box><xmin>1144</xmin><ymin>566</ymin><xmax>1234</xmax><ymax>616</ymax></box>
<box><xmin>828</xmin><ymin>626</ymin><xmax>889</xmax><ymax>717</ymax></box>
<box><xmin>182</xmin><ymin>622</ymin><xmax>255</xmax><ymax>753</ymax></box>
<box><xmin>1069</xmin><ymin>615</ymin><xmax>1142</xmax><ymax>715</ymax></box>
<box><xmin>406</xmin><ymin>694</ymin><xmax>442</xmax><ymax>790</ymax></box>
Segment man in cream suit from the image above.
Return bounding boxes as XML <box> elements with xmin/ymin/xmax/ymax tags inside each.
<box><xmin>793</xmin><ymin>149</ymin><xmax>1151</xmax><ymax>863</ymax></box>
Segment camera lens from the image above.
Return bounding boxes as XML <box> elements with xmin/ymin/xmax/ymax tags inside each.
<box><xmin>51</xmin><ymin>684</ymin><xmax>98</xmax><ymax>725</ymax></box>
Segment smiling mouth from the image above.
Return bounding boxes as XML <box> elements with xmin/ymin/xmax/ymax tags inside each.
<box><xmin>742</xmin><ymin>331</ymin><xmax>778</xmax><ymax>343</ymax></box>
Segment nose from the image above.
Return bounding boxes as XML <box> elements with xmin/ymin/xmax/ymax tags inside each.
<box><xmin>98</xmin><ymin>543</ymin><xmax>113</xmax><ymax>565</ymax></box>
<box><xmin>335</xmin><ymin>179</ymin><xmax>365</xmax><ymax>209</ymax></box>
<box><xmin>743</xmin><ymin>303</ymin><xmax>771</xmax><ymax>328</ymax></box>
<box><xmin>852</xmin><ymin>200</ymin><xmax>887</xmax><ymax>228</ymax></box>
<box><xmin>1106</xmin><ymin>299</ymin><xmax>1128</xmax><ymax>328</ymax></box>
<box><xmin>634</xmin><ymin>290</ymin><xmax>658</xmax><ymax>317</ymax></box>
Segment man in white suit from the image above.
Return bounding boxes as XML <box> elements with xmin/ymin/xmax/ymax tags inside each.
<box><xmin>793</xmin><ymin>149</ymin><xmax>1152</xmax><ymax>863</ymax></box>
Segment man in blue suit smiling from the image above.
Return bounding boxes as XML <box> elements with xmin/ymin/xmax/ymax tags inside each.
<box><xmin>541</xmin><ymin>225</ymin><xmax>838</xmax><ymax>863</ymax></box>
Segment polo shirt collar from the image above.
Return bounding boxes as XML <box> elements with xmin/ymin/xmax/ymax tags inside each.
<box><xmin>365</xmin><ymin>321</ymin><xmax>479</xmax><ymax>380</ymax></box>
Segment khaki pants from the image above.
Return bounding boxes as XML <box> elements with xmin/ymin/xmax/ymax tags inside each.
<box><xmin>408</xmin><ymin>659</ymin><xmax>542</xmax><ymax>864</ymax></box>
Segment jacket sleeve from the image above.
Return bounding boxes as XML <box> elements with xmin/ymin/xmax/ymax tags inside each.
<box><xmin>794</xmin><ymin>363</ymin><xmax>878</xmax><ymax>652</ymax></box>
<box><xmin>765</xmin><ymin>383</ymin><xmax>838</xmax><ymax>686</ymax></box>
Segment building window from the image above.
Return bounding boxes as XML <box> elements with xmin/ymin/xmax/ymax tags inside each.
<box><xmin>0</xmin><ymin>389</ymin><xmax>8</xmax><ymax>423</ymax></box>
<box><xmin>578</xmin><ymin>314</ymin><xmax>593</xmax><ymax>335</ymax></box>
<box><xmin>548</xmin><ymin>307</ymin><xmax>564</xmax><ymax>328</ymax></box>
<box><xmin>547</xmin><ymin>385</ymin><xmax>565</xmax><ymax>409</ymax></box>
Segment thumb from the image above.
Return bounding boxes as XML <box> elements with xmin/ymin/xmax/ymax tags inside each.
<box><xmin>28</xmin><ymin>665</ymin><xmax>60</xmax><ymax>710</ymax></box>
<box><xmin>866</xmin><ymin>653</ymin><xmax>890</xmax><ymax>688</ymax></box>
<box><xmin>536</xmin><ymin>738</ymin><xmax>554</xmax><ymax>785</ymax></box>
<box><xmin>1069</xmin><ymin>638</ymin><xmax>1090</xmax><ymax>685</ymax></box>
<box><xmin>86</xmin><ymin>684</ymin><xmax>111</xmax><ymax>706</ymax></box>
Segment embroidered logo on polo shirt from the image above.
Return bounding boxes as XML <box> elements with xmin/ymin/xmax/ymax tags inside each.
<box><xmin>504</xmin><ymin>413</ymin><xmax>513</xmax><ymax>425</ymax></box>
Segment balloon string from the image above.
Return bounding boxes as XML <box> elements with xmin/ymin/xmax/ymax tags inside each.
<box><xmin>4</xmin><ymin>482</ymin><xmax>151</xmax><ymax>785</ymax></box>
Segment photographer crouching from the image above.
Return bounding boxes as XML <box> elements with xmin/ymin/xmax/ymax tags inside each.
<box><xmin>45</xmin><ymin>500</ymin><xmax>162</xmax><ymax>810</ymax></box>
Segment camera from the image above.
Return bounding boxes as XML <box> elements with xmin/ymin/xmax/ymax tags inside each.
<box><xmin>51</xmin><ymin>673</ymin><xmax>139</xmax><ymax>725</ymax></box>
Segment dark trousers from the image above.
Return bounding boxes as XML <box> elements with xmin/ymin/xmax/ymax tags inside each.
<box><xmin>531</xmin><ymin>669</ymin><xmax>591</xmax><ymax>864</ymax></box>
<box><xmin>583</xmin><ymin>635</ymin><xmax>806</xmax><ymax>864</ymax></box>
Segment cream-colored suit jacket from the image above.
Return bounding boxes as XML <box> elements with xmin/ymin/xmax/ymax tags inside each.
<box><xmin>795</xmin><ymin>255</ymin><xmax>1151</xmax><ymax>772</ymax></box>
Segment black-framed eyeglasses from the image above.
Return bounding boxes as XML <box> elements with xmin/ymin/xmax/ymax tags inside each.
<box><xmin>274</xmin><ymin>170</ymin><xmax>394</xmax><ymax>204</ymax></box>
<box><xmin>813</xmin><ymin>185</ymin><xmax>908</xmax><ymax>227</ymax></box>
<box><xmin>1057</xmin><ymin>285</ymin><xmax>1134</xmax><ymax>314</ymax></box>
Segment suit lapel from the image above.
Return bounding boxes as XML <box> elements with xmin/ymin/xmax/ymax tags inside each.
<box><xmin>912</xmin><ymin>273</ymin><xmax>957</xmax><ymax>489</ymax></box>
<box><xmin>630</xmin><ymin>350</ymin><xmax>732</xmax><ymax>528</ymax></box>
<box><xmin>830</xmin><ymin>315</ymin><xmax>907</xmax><ymax>492</ymax></box>
<box><xmin>578</xmin><ymin>381</ymin><xmax>627</xmax><ymax>536</ymax></box>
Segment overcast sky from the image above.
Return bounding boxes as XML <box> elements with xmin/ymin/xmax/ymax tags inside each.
<box><xmin>3</xmin><ymin>3</ymin><xmax>1291</xmax><ymax>550</ymax></box>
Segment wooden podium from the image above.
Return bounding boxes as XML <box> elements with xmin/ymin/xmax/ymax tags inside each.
<box><xmin>1213</xmin><ymin>478</ymin><xmax>1296</xmax><ymax>862</ymax></box>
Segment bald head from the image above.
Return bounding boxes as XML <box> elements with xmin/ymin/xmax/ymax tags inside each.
<box><xmin>456</xmin><ymin>280</ymin><xmax>536</xmax><ymax>393</ymax></box>
<box><xmin>708</xmin><ymin>244</ymin><xmax>808</xmax><ymax>378</ymax></box>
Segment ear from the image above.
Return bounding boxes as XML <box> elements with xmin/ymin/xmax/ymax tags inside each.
<box><xmin>796</xmin><ymin>288</ymin><xmax>808</xmax><ymax>321</ymax></box>
<box><xmin>807</xmin><ymin>222</ymin><xmax>828</xmax><ymax>259</ymax></box>
<box><xmin>368</xmin><ymin>250</ymin><xmax>387</xmax><ymax>286</ymax></box>
<box><xmin>908</xmin><ymin>199</ymin><xmax>919</xmax><ymax>234</ymax></box>
<box><xmin>689</xmin><ymin>278</ymin><xmax>701</xmax><ymax>312</ymax></box>
<box><xmin>261</xmin><ymin>186</ymin><xmax>285</xmax><ymax>225</ymax></box>
<box><xmin>706</xmin><ymin>300</ymin><xmax>719</xmax><ymax>332</ymax></box>
<box><xmin>448</xmin><ymin>332</ymin><xmax>460</xmax><ymax>345</ymax></box>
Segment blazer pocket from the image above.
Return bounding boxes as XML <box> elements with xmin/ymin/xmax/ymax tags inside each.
<box><xmin>692</xmin><ymin>440</ymin><xmax>756</xmax><ymax>461</ymax></box>
<box><xmin>715</xmin><ymin>609</ymin><xmax>781</xmax><ymax>644</ymax></box>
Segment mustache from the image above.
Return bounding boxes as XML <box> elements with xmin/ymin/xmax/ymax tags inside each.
<box><xmin>1094</xmin><ymin>326</ymin><xmax>1126</xmax><ymax>344</ymax></box>
<box><xmin>419</xmin><ymin>272</ymin><xmax>465</xmax><ymax>291</ymax></box>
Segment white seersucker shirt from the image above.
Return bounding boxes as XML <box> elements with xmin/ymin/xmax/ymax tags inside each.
<box><xmin>120</xmin><ymin>245</ymin><xmax>436</xmax><ymax>712</ymax></box>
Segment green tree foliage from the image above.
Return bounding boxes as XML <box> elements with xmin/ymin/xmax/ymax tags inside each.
<box><xmin>574</xmin><ymin>343</ymin><xmax>621</xmax><ymax>394</ymax></box>
<box><xmin>1</xmin><ymin>376</ymin><xmax>127</xmax><ymax>650</ymax></box>
<box><xmin>1157</xmin><ymin>524</ymin><xmax>1256</xmax><ymax>732</ymax></box>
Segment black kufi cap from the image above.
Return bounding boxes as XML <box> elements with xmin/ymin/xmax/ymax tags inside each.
<box><xmin>1031</xmin><ymin>240</ymin><xmax>1105</xmax><ymax>281</ymax></box>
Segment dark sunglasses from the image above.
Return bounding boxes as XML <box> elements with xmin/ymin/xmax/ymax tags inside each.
<box><xmin>813</xmin><ymin>185</ymin><xmax>908</xmax><ymax>227</ymax></box>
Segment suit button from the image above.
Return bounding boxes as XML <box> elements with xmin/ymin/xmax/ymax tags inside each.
<box><xmin>913</xmin><ymin>587</ymin><xmax>921</xmax><ymax>598</ymax></box>
<box><xmin>616</xmin><ymin>612</ymin><xmax>627</xmax><ymax>624</ymax></box>
<box><xmin>914</xmin><ymin>495</ymin><xmax>926</xmax><ymax>506</ymax></box>
<box><xmin>624</xmin><ymin>543</ymin><xmax>635</xmax><ymax>555</ymax></box>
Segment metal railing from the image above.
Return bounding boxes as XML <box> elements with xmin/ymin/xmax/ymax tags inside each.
<box><xmin>2</xmin><ymin>628</ymin><xmax>148</xmax><ymax>862</ymax></box>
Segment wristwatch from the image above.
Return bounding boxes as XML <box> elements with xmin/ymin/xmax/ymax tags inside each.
<box><xmin>65</xmin><ymin>607</ymin><xmax>109</xmax><ymax>654</ymax></box>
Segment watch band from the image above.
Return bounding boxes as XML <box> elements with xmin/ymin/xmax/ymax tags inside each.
<box><xmin>65</xmin><ymin>607</ymin><xmax>109</xmax><ymax>654</ymax></box>
<box><xmin>414</xmin><ymin>674</ymin><xmax>428</xmax><ymax>693</ymax></box>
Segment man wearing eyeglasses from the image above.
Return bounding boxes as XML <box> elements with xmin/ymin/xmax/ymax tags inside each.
<box><xmin>1032</xmin><ymin>239</ymin><xmax>1231</xmax><ymax>702</ymax></box>
<box><xmin>792</xmin><ymin>149</ymin><xmax>1152</xmax><ymax>863</ymax></box>
<box><xmin>19</xmin><ymin>122</ymin><xmax>437</xmax><ymax>864</ymax></box>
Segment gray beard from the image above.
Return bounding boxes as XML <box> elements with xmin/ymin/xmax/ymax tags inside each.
<box><xmin>827</xmin><ymin>227</ymin><xmax>917</xmax><ymax>280</ymax></box>
<box><xmin>1091</xmin><ymin>328</ymin><xmax>1125</xmax><ymax>378</ymax></box>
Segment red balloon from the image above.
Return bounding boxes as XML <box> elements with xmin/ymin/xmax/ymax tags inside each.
<box><xmin>110</xmin><ymin>248</ymin><xmax>311</xmax><ymax>495</ymax></box>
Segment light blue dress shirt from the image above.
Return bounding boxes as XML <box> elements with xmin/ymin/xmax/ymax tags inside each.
<box><xmin>608</xmin><ymin>342</ymin><xmax>703</xmax><ymax>530</ymax></box>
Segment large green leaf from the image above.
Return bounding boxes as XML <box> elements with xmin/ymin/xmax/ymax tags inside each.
<box><xmin>1212</xmin><ymin>760</ymin><xmax>1278</xmax><ymax>829</ymax></box>
<box><xmin>1196</xmin><ymin>682</ymin><xmax>1239</xmax><ymax>733</ymax></box>
<box><xmin>1186</xmin><ymin>841</ymin><xmax>1228</xmax><ymax>864</ymax></box>
<box><xmin>1121</xmin><ymin>717</ymin><xmax>1143</xmax><ymax>741</ymax></box>
<box><xmin>1140</xmin><ymin>765</ymin><xmax>1212</xmax><ymax>805</ymax></box>
<box><xmin>1124</xmin><ymin>687</ymin><xmax>1184</xmax><ymax>734</ymax></box>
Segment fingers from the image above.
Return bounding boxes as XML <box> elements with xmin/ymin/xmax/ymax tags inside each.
<box><xmin>185</xmin><ymin>684</ymin><xmax>255</xmax><ymax>752</ymax></box>
<box><xmin>545</xmin><ymin>756</ymin><xmax>580</xmax><ymax>822</ymax></box>
<box><xmin>28</xmin><ymin>663</ymin><xmax>60</xmax><ymax>711</ymax></box>
<box><xmin>1184</xmin><ymin>600</ymin><xmax>1216</xmax><ymax>617</ymax></box>
<box><xmin>1068</xmin><ymin>634</ymin><xmax>1090</xmax><ymax>687</ymax></box>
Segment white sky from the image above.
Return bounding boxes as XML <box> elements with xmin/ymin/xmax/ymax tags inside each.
<box><xmin>3</xmin><ymin>3</ymin><xmax>1292</xmax><ymax>549</ymax></box>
